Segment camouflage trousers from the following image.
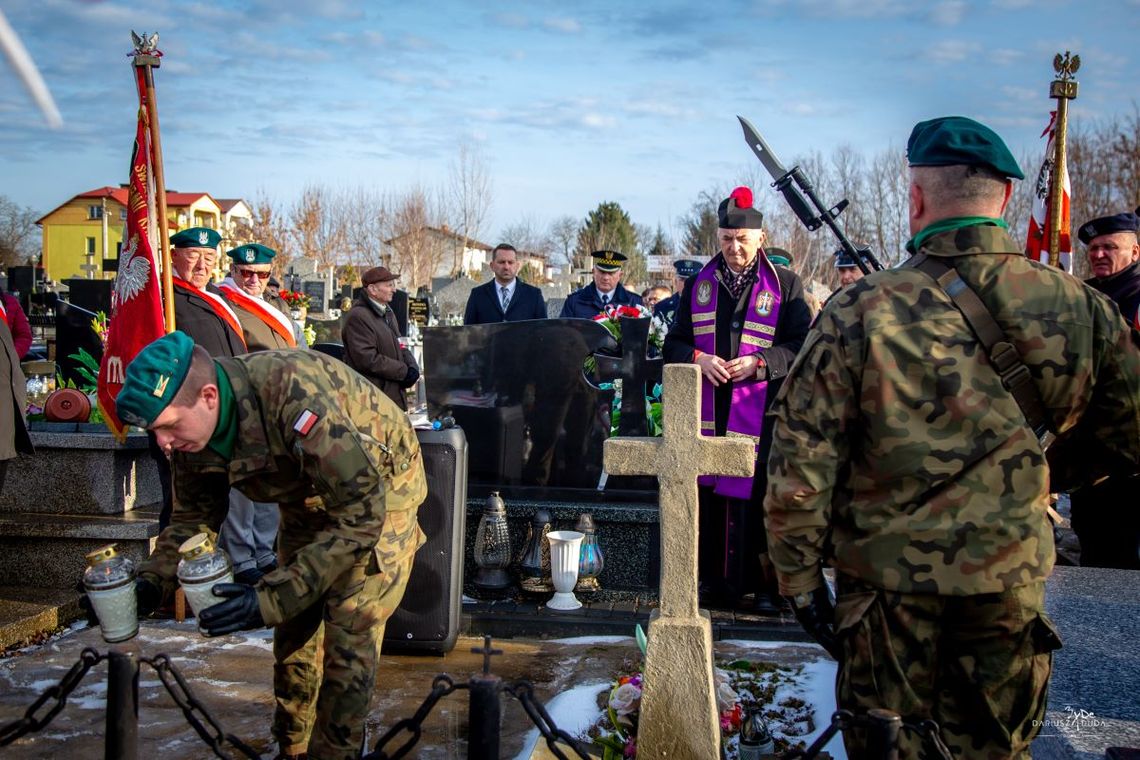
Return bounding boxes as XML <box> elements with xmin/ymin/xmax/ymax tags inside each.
<box><xmin>273</xmin><ymin>506</ymin><xmax>419</xmax><ymax>759</ymax></box>
<box><xmin>834</xmin><ymin>575</ymin><xmax>1062</xmax><ymax>760</ymax></box>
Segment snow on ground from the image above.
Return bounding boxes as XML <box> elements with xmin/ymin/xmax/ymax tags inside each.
<box><xmin>511</xmin><ymin>680</ymin><xmax>612</xmax><ymax>760</ymax></box>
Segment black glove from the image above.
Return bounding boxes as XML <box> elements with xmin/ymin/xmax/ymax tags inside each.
<box><xmin>401</xmin><ymin>364</ymin><xmax>420</xmax><ymax>388</ymax></box>
<box><xmin>786</xmin><ymin>585</ymin><xmax>841</xmax><ymax>660</ymax></box>
<box><xmin>198</xmin><ymin>583</ymin><xmax>264</xmax><ymax>637</ymax></box>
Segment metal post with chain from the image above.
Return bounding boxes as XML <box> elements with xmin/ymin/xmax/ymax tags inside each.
<box><xmin>0</xmin><ymin>647</ymin><xmax>105</xmax><ymax>747</ymax></box>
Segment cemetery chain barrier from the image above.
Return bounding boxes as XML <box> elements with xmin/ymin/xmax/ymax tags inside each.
<box><xmin>0</xmin><ymin>636</ymin><xmax>955</xmax><ymax>759</ymax></box>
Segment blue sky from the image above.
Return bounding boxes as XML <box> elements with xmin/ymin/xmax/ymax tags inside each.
<box><xmin>1</xmin><ymin>0</ymin><xmax>1137</xmax><ymax>242</ymax></box>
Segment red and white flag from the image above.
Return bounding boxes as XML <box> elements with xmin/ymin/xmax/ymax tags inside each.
<box><xmin>97</xmin><ymin>66</ymin><xmax>166</xmax><ymax>440</ymax></box>
<box><xmin>1025</xmin><ymin>111</ymin><xmax>1072</xmax><ymax>272</ymax></box>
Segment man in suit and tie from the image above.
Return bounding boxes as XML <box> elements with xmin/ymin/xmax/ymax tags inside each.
<box><xmin>464</xmin><ymin>243</ymin><xmax>548</xmax><ymax>324</ymax></box>
<box><xmin>559</xmin><ymin>250</ymin><xmax>643</xmax><ymax>319</ymax></box>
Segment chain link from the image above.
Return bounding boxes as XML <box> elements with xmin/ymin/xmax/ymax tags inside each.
<box><xmin>141</xmin><ymin>653</ymin><xmax>261</xmax><ymax>760</ymax></box>
<box><xmin>364</xmin><ymin>674</ymin><xmax>466</xmax><ymax>760</ymax></box>
<box><xmin>505</xmin><ymin>681</ymin><xmax>592</xmax><ymax>760</ymax></box>
<box><xmin>0</xmin><ymin>647</ymin><xmax>104</xmax><ymax>747</ymax></box>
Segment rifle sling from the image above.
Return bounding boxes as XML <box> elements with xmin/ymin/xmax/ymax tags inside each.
<box><xmin>909</xmin><ymin>253</ymin><xmax>1052</xmax><ymax>441</ymax></box>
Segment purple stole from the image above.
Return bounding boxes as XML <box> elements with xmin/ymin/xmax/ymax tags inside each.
<box><xmin>691</xmin><ymin>255</ymin><xmax>782</xmax><ymax>499</ymax></box>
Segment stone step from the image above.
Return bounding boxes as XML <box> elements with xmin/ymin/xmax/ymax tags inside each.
<box><xmin>0</xmin><ymin>585</ymin><xmax>83</xmax><ymax>650</ymax></box>
<box><xmin>0</xmin><ymin>428</ymin><xmax>162</xmax><ymax>515</ymax></box>
<box><xmin>0</xmin><ymin>511</ymin><xmax>160</xmax><ymax>589</ymax></box>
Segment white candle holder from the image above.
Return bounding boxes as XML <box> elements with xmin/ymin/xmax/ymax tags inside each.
<box><xmin>546</xmin><ymin>530</ymin><xmax>584</xmax><ymax>611</ymax></box>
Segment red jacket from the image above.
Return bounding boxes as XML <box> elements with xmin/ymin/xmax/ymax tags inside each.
<box><xmin>1</xmin><ymin>293</ymin><xmax>31</xmax><ymax>360</ymax></box>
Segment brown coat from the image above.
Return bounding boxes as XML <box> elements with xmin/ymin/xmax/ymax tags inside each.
<box><xmin>341</xmin><ymin>295</ymin><xmax>417</xmax><ymax>409</ymax></box>
<box><xmin>230</xmin><ymin>291</ymin><xmax>299</xmax><ymax>352</ymax></box>
<box><xmin>1</xmin><ymin>318</ymin><xmax>32</xmax><ymax>461</ymax></box>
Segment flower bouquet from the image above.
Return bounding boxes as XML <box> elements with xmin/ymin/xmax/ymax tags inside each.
<box><xmin>280</xmin><ymin>289</ymin><xmax>312</xmax><ymax>310</ymax></box>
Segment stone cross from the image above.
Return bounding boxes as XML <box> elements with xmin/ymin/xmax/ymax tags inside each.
<box><xmin>603</xmin><ymin>363</ymin><xmax>755</xmax><ymax>759</ymax></box>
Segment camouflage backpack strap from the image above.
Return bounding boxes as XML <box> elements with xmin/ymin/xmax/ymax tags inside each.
<box><xmin>908</xmin><ymin>253</ymin><xmax>1053</xmax><ymax>443</ymax></box>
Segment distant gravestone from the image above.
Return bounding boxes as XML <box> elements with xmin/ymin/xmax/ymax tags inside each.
<box><xmin>604</xmin><ymin>364</ymin><xmax>754</xmax><ymax>759</ymax></box>
<box><xmin>301</xmin><ymin>280</ymin><xmax>326</xmax><ymax>313</ymax></box>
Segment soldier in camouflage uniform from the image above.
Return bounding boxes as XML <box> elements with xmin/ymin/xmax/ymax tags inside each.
<box><xmin>115</xmin><ymin>331</ymin><xmax>427</xmax><ymax>760</ymax></box>
<box><xmin>764</xmin><ymin>116</ymin><xmax>1140</xmax><ymax>759</ymax></box>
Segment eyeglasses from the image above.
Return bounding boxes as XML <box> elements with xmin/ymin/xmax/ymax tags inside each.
<box><xmin>237</xmin><ymin>268</ymin><xmax>271</xmax><ymax>280</ymax></box>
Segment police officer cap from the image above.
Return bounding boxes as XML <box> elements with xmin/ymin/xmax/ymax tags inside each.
<box><xmin>115</xmin><ymin>331</ymin><xmax>196</xmax><ymax>428</ymax></box>
<box><xmin>766</xmin><ymin>247</ymin><xmax>793</xmax><ymax>267</ymax></box>
<box><xmin>227</xmin><ymin>243</ymin><xmax>276</xmax><ymax>265</ymax></box>
<box><xmin>1077</xmin><ymin>211</ymin><xmax>1140</xmax><ymax>245</ymax></box>
<box><xmin>717</xmin><ymin>186</ymin><xmax>764</xmax><ymax>230</ymax></box>
<box><xmin>592</xmin><ymin>250</ymin><xmax>628</xmax><ymax>272</ymax></box>
<box><xmin>673</xmin><ymin>259</ymin><xmax>703</xmax><ymax>278</ymax></box>
<box><xmin>907</xmin><ymin>116</ymin><xmax>1024</xmax><ymax>180</ymax></box>
<box><xmin>835</xmin><ymin>253</ymin><xmax>858</xmax><ymax>269</ymax></box>
<box><xmin>170</xmin><ymin>226</ymin><xmax>221</xmax><ymax>249</ymax></box>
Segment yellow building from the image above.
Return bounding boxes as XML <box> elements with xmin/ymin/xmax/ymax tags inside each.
<box><xmin>37</xmin><ymin>187</ymin><xmax>225</xmax><ymax>282</ymax></box>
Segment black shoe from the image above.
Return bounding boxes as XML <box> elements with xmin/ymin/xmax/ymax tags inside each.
<box><xmin>752</xmin><ymin>592</ymin><xmax>789</xmax><ymax>616</ymax></box>
<box><xmin>233</xmin><ymin>567</ymin><xmax>265</xmax><ymax>585</ymax></box>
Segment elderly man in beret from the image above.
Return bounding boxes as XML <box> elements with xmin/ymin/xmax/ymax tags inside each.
<box><xmin>218</xmin><ymin>243</ymin><xmax>302</xmax><ymax>351</ymax></box>
<box><xmin>342</xmin><ymin>266</ymin><xmax>420</xmax><ymax>409</ymax></box>
<box><xmin>169</xmin><ymin>227</ymin><xmax>246</xmax><ymax>358</ymax></box>
<box><xmin>114</xmin><ymin>331</ymin><xmax>427</xmax><ymax>760</ymax></box>
<box><xmin>765</xmin><ymin>115</ymin><xmax>1140</xmax><ymax>759</ymax></box>
<box><xmin>664</xmin><ymin>187</ymin><xmax>812</xmax><ymax>615</ymax></box>
<box><xmin>1067</xmin><ymin>210</ymin><xmax>1140</xmax><ymax>570</ymax></box>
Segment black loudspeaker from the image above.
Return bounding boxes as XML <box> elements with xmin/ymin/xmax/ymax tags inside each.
<box><xmin>382</xmin><ymin>427</ymin><xmax>467</xmax><ymax>654</ymax></box>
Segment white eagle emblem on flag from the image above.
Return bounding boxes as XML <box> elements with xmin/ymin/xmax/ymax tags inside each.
<box><xmin>114</xmin><ymin>233</ymin><xmax>151</xmax><ymax>304</ymax></box>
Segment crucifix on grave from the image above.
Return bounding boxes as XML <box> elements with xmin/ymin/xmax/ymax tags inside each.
<box><xmin>603</xmin><ymin>363</ymin><xmax>755</xmax><ymax>759</ymax></box>
<box><xmin>591</xmin><ymin>316</ymin><xmax>663</xmax><ymax>436</ymax></box>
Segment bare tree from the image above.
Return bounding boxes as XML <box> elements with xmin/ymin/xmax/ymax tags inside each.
<box><xmin>341</xmin><ymin>185</ymin><xmax>389</xmax><ymax>267</ymax></box>
<box><xmin>247</xmin><ymin>191</ymin><xmax>292</xmax><ymax>275</ymax></box>
<box><xmin>0</xmin><ymin>195</ymin><xmax>40</xmax><ymax>269</ymax></box>
<box><xmin>384</xmin><ymin>184</ymin><xmax>447</xmax><ymax>293</ymax></box>
<box><xmin>447</xmin><ymin>140</ymin><xmax>494</xmax><ymax>276</ymax></box>
<box><xmin>499</xmin><ymin>214</ymin><xmax>550</xmax><ymax>256</ymax></box>
<box><xmin>289</xmin><ymin>183</ymin><xmax>345</xmax><ymax>271</ymax></box>
<box><xmin>546</xmin><ymin>215</ymin><xmax>579</xmax><ymax>267</ymax></box>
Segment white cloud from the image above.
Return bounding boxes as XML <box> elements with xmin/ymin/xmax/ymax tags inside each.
<box><xmin>925</xmin><ymin>40</ymin><xmax>982</xmax><ymax>63</ymax></box>
<box><xmin>543</xmin><ymin>17</ymin><xmax>582</xmax><ymax>33</ymax></box>
<box><xmin>929</xmin><ymin>0</ymin><xmax>968</xmax><ymax>26</ymax></box>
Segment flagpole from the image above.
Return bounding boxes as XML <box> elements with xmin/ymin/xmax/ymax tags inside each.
<box><xmin>1046</xmin><ymin>51</ymin><xmax>1079</xmax><ymax>270</ymax></box>
<box><xmin>131</xmin><ymin>34</ymin><xmax>174</xmax><ymax>333</ymax></box>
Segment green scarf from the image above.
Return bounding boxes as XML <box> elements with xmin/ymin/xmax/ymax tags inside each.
<box><xmin>207</xmin><ymin>363</ymin><xmax>238</xmax><ymax>460</ymax></box>
<box><xmin>906</xmin><ymin>216</ymin><xmax>1008</xmax><ymax>254</ymax></box>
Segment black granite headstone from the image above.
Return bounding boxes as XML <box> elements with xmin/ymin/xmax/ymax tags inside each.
<box><xmin>425</xmin><ymin>318</ymin><xmax>659</xmax><ymax>502</ymax></box>
<box><xmin>409</xmin><ymin>297</ymin><xmax>430</xmax><ymax>327</ymax></box>
<box><xmin>63</xmin><ymin>279</ymin><xmax>113</xmax><ymax>315</ymax></box>
<box><xmin>301</xmin><ymin>280</ymin><xmax>326</xmax><ymax>313</ymax></box>
<box><xmin>54</xmin><ymin>301</ymin><xmax>103</xmax><ymax>388</ymax></box>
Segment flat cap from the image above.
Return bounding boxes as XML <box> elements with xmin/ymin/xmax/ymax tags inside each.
<box><xmin>170</xmin><ymin>227</ymin><xmax>221</xmax><ymax>249</ymax></box>
<box><xmin>1077</xmin><ymin>211</ymin><xmax>1140</xmax><ymax>244</ymax></box>
<box><xmin>362</xmin><ymin>266</ymin><xmax>399</xmax><ymax>284</ymax></box>
<box><xmin>907</xmin><ymin>116</ymin><xmax>1024</xmax><ymax>180</ymax></box>
<box><xmin>116</xmin><ymin>331</ymin><xmax>195</xmax><ymax>428</ymax></box>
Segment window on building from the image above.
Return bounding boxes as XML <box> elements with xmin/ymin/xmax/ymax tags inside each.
<box><xmin>88</xmin><ymin>205</ymin><xmax>103</xmax><ymax>220</ymax></box>
<box><xmin>119</xmin><ymin>208</ymin><xmax>127</xmax><ymax>221</ymax></box>
<box><xmin>86</xmin><ymin>237</ymin><xmax>96</xmax><ymax>255</ymax></box>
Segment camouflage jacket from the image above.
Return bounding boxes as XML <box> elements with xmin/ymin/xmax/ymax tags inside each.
<box><xmin>765</xmin><ymin>225</ymin><xmax>1140</xmax><ymax>596</ymax></box>
<box><xmin>139</xmin><ymin>350</ymin><xmax>427</xmax><ymax>625</ymax></box>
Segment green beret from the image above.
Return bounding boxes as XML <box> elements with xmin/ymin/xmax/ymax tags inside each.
<box><xmin>170</xmin><ymin>227</ymin><xmax>221</xmax><ymax>249</ymax></box>
<box><xmin>765</xmin><ymin>247</ymin><xmax>793</xmax><ymax>267</ymax></box>
<box><xmin>227</xmin><ymin>243</ymin><xmax>276</xmax><ymax>265</ymax></box>
<box><xmin>907</xmin><ymin>116</ymin><xmax>1024</xmax><ymax>180</ymax></box>
<box><xmin>115</xmin><ymin>331</ymin><xmax>195</xmax><ymax>428</ymax></box>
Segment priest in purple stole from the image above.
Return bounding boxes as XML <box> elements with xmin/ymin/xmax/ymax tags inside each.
<box><xmin>663</xmin><ymin>187</ymin><xmax>811</xmax><ymax>613</ymax></box>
